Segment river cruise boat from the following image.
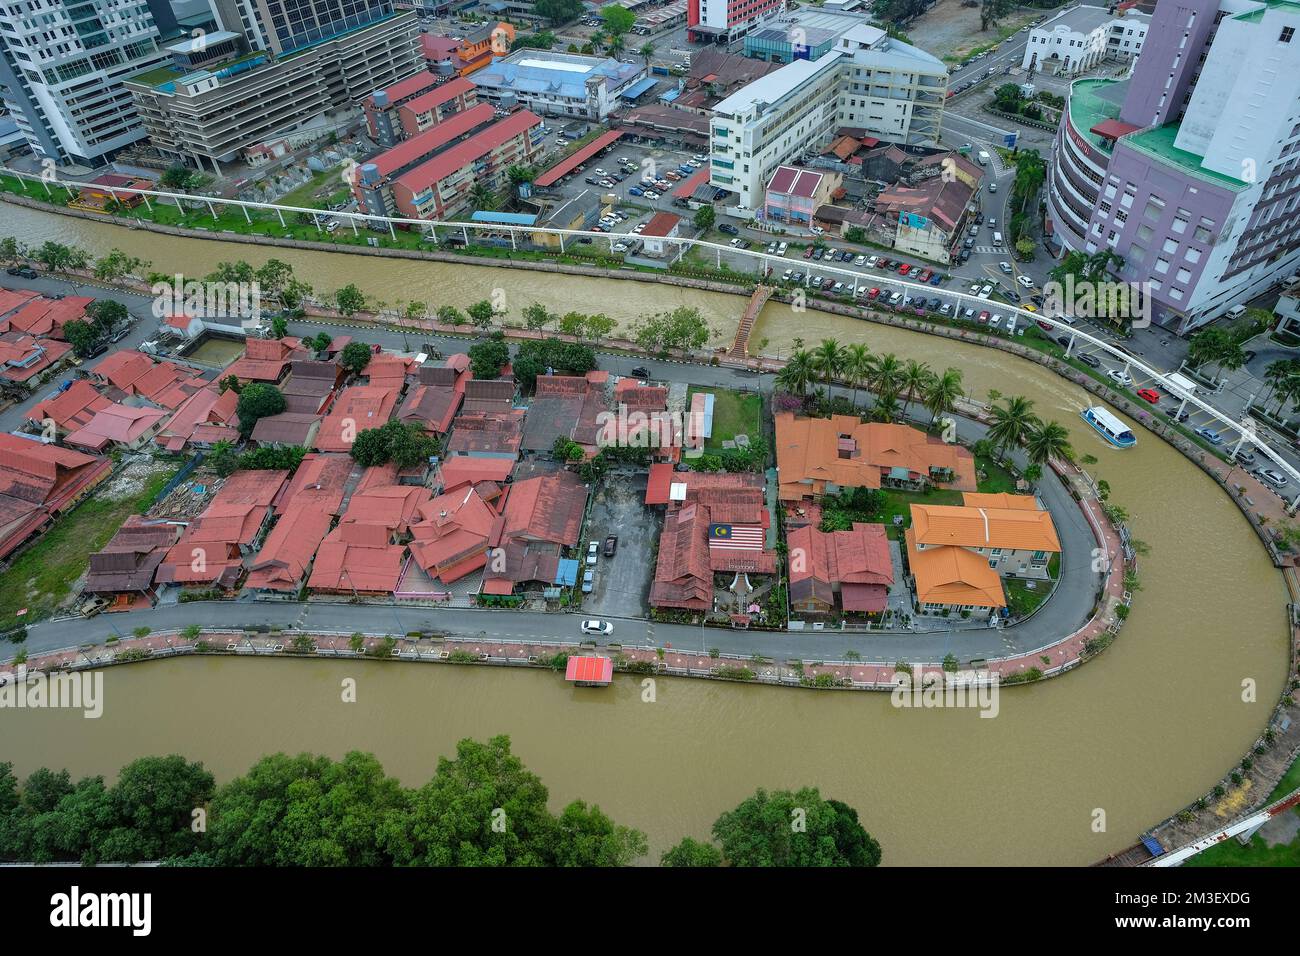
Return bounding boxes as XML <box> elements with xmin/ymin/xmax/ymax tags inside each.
<box><xmin>1081</xmin><ymin>406</ymin><xmax>1136</xmax><ymax>448</ymax></box>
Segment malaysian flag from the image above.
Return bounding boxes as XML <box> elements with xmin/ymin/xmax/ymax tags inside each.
<box><xmin>708</xmin><ymin>524</ymin><xmax>764</xmax><ymax>551</ymax></box>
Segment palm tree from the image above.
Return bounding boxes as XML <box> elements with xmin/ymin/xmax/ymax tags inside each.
<box><xmin>923</xmin><ymin>367</ymin><xmax>964</xmax><ymax>428</ymax></box>
<box><xmin>898</xmin><ymin>359</ymin><xmax>933</xmax><ymax>420</ymax></box>
<box><xmin>812</xmin><ymin>338</ymin><xmax>845</xmax><ymax>387</ymax></box>
<box><xmin>609</xmin><ymin>34</ymin><xmax>626</xmax><ymax>56</ymax></box>
<box><xmin>469</xmin><ymin>182</ymin><xmax>497</xmax><ymax>211</ymax></box>
<box><xmin>1025</xmin><ymin>419</ymin><xmax>1074</xmax><ymax>466</ymax></box>
<box><xmin>1262</xmin><ymin>359</ymin><xmax>1293</xmax><ymax>409</ymax></box>
<box><xmin>843</xmin><ymin>343</ymin><xmax>873</xmax><ymax>407</ymax></box>
<box><xmin>776</xmin><ymin>349</ymin><xmax>816</xmax><ymax>397</ymax></box>
<box><xmin>870</xmin><ymin>352</ymin><xmax>903</xmax><ymax>396</ymax></box>
<box><xmin>590</xmin><ymin>29</ymin><xmax>607</xmax><ymax>53</ymax></box>
<box><xmin>987</xmin><ymin>395</ymin><xmax>1041</xmax><ymax>461</ymax></box>
<box><xmin>872</xmin><ymin>386</ymin><xmax>902</xmax><ymax>423</ymax></box>
<box><xmin>638</xmin><ymin>41</ymin><xmax>656</xmax><ymax>71</ymax></box>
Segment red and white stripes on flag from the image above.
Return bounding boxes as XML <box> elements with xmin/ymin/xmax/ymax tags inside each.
<box><xmin>708</xmin><ymin>524</ymin><xmax>765</xmax><ymax>551</ymax></box>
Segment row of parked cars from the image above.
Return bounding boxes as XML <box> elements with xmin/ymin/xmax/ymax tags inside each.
<box><xmin>581</xmin><ymin>536</ymin><xmax>619</xmax><ymax>594</ymax></box>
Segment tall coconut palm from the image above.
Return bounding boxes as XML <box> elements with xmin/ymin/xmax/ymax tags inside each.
<box><xmin>469</xmin><ymin>182</ymin><xmax>497</xmax><ymax>211</ymax></box>
<box><xmin>987</xmin><ymin>395</ymin><xmax>1041</xmax><ymax>461</ymax></box>
<box><xmin>1262</xmin><ymin>359</ymin><xmax>1293</xmax><ymax>409</ymax></box>
<box><xmin>898</xmin><ymin>359</ymin><xmax>933</xmax><ymax>420</ymax></box>
<box><xmin>609</xmin><ymin>33</ymin><xmax>626</xmax><ymax>56</ymax></box>
<box><xmin>843</xmin><ymin>343</ymin><xmax>873</xmax><ymax>408</ymax></box>
<box><xmin>590</xmin><ymin>30</ymin><xmax>607</xmax><ymax>53</ymax></box>
<box><xmin>812</xmin><ymin>338</ymin><xmax>845</xmax><ymax>387</ymax></box>
<box><xmin>923</xmin><ymin>367</ymin><xmax>964</xmax><ymax>428</ymax></box>
<box><xmin>638</xmin><ymin>41</ymin><xmax>656</xmax><ymax>71</ymax></box>
<box><xmin>1025</xmin><ymin>419</ymin><xmax>1074</xmax><ymax>466</ymax></box>
<box><xmin>872</xmin><ymin>386</ymin><xmax>902</xmax><ymax>424</ymax></box>
<box><xmin>870</xmin><ymin>352</ymin><xmax>903</xmax><ymax>396</ymax></box>
<box><xmin>776</xmin><ymin>349</ymin><xmax>816</xmax><ymax>397</ymax></box>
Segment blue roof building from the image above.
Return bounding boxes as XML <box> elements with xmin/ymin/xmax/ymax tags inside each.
<box><xmin>471</xmin><ymin>49</ymin><xmax>645</xmax><ymax>121</ymax></box>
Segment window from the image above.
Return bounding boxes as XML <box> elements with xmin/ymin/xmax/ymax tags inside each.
<box><xmin>1172</xmin><ymin>216</ymin><xmax>1188</xmax><ymax>234</ymax></box>
<box><xmin>1282</xmin><ymin>26</ymin><xmax>1295</xmax><ymax>43</ymax></box>
<box><xmin>1177</xmin><ymin>267</ymin><xmax>1192</xmax><ymax>283</ymax></box>
<box><xmin>1163</xmin><ymin>237</ymin><xmax>1179</xmax><ymax>254</ymax></box>
<box><xmin>1138</xmin><ymin>224</ymin><xmax>1154</xmax><ymax>242</ymax></box>
<box><xmin>1116</xmin><ymin>210</ymin><xmax>1128</xmax><ymax>224</ymax></box>
<box><xmin>1154</xmin><ymin>257</ymin><xmax>1170</xmax><ymax>274</ymax></box>
<box><xmin>1185</xmin><ymin>247</ymin><xmax>1201</xmax><ymax>264</ymax></box>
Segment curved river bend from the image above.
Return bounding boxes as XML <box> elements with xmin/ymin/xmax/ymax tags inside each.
<box><xmin>0</xmin><ymin>204</ymin><xmax>1288</xmax><ymax>864</ymax></box>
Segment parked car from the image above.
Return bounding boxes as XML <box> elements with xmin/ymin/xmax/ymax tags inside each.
<box><xmin>629</xmin><ymin>186</ymin><xmax>644</xmax><ymax>196</ymax></box>
<box><xmin>603</xmin><ymin>534</ymin><xmax>618</xmax><ymax>557</ymax></box>
<box><xmin>1194</xmin><ymin>427</ymin><xmax>1225</xmax><ymax>445</ymax></box>
<box><xmin>1234</xmin><ymin>448</ymin><xmax>1257</xmax><ymax>466</ymax></box>
<box><xmin>109</xmin><ymin>326</ymin><xmax>131</xmax><ymax>343</ymax></box>
<box><xmin>581</xmin><ymin>620</ymin><xmax>613</xmax><ymax>635</ymax></box>
<box><xmin>719</xmin><ymin>223</ymin><xmax>739</xmax><ymax>236</ymax></box>
<box><xmin>6</xmin><ymin>266</ymin><xmax>36</xmax><ymax>279</ymax></box>
<box><xmin>630</xmin><ymin>366</ymin><xmax>650</xmax><ymax>378</ymax></box>
<box><xmin>1016</xmin><ymin>275</ymin><xmax>1034</xmax><ymax>289</ymax></box>
<box><xmin>1257</xmin><ymin>468</ymin><xmax>1290</xmax><ymax>488</ymax></box>
<box><xmin>998</xmin><ymin>261</ymin><xmax>1013</xmax><ymax>274</ymax></box>
<box><xmin>1107</xmin><ymin>368</ymin><xmax>1133</xmax><ymax>387</ymax></box>
<box><xmin>586</xmin><ymin>541</ymin><xmax>599</xmax><ymax>565</ymax></box>
<box><xmin>1078</xmin><ymin>352</ymin><xmax>1101</xmax><ymax>369</ymax></box>
<box><xmin>1136</xmin><ymin>388</ymin><xmax>1161</xmax><ymax>403</ymax></box>
<box><xmin>929</xmin><ymin>273</ymin><xmax>943</xmax><ymax>285</ymax></box>
<box><xmin>581</xmin><ymin>570</ymin><xmax>595</xmax><ymax>593</ymax></box>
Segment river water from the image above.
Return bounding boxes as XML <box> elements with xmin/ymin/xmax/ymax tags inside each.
<box><xmin>0</xmin><ymin>203</ymin><xmax>1289</xmax><ymax>864</ymax></box>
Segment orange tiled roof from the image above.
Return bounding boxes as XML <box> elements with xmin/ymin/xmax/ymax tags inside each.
<box><xmin>905</xmin><ymin>527</ymin><xmax>1005</xmax><ymax>609</ymax></box>
<box><xmin>911</xmin><ymin>502</ymin><xmax>1060</xmax><ymax>552</ymax></box>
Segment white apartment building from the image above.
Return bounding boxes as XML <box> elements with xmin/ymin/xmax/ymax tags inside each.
<box><xmin>709</xmin><ymin>23</ymin><xmax>946</xmax><ymax>211</ymax></box>
<box><xmin>1022</xmin><ymin>4</ymin><xmax>1151</xmax><ymax>76</ymax></box>
<box><xmin>0</xmin><ymin>0</ymin><xmax>171</xmax><ymax>166</ymax></box>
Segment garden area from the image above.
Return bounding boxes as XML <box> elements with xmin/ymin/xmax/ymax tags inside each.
<box><xmin>1003</xmin><ymin>553</ymin><xmax>1060</xmax><ymax>618</ymax></box>
<box><xmin>687</xmin><ymin>386</ymin><xmax>763</xmax><ymax>451</ymax></box>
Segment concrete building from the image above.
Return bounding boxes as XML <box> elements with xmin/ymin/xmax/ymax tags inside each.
<box><xmin>125</xmin><ymin>8</ymin><xmax>421</xmax><ymax>170</ymax></box>
<box><xmin>0</xmin><ymin>0</ymin><xmax>175</xmax><ymax>166</ymax></box>
<box><xmin>420</xmin><ymin>21</ymin><xmax>514</xmax><ymax>78</ymax></box>
<box><xmin>363</xmin><ymin>70</ymin><xmax>446</xmax><ymax>147</ymax></box>
<box><xmin>687</xmin><ymin>0</ymin><xmax>786</xmax><ymax>44</ymax></box>
<box><xmin>470</xmin><ymin>49</ymin><xmax>645</xmax><ymax>121</ymax></box>
<box><xmin>1022</xmin><ymin>5</ymin><xmax>1151</xmax><ymax>76</ymax></box>
<box><xmin>711</xmin><ymin>23</ymin><xmax>946</xmax><ymax>211</ymax></box>
<box><xmin>1047</xmin><ymin>0</ymin><xmax>1300</xmax><ymax>333</ymax></box>
<box><xmin>763</xmin><ymin>164</ymin><xmax>841</xmax><ymax>225</ymax></box>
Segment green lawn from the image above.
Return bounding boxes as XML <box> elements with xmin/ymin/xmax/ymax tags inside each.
<box><xmin>975</xmin><ymin>455</ymin><xmax>1018</xmax><ymax>494</ymax></box>
<box><xmin>879</xmin><ymin>487</ymin><xmax>964</xmax><ymax>540</ymax></box>
<box><xmin>688</xmin><ymin>386</ymin><xmax>762</xmax><ymax>450</ymax></box>
<box><xmin>0</xmin><ymin>466</ymin><xmax>177</xmax><ymax>628</ymax></box>
<box><xmin>277</xmin><ymin>163</ymin><xmax>350</xmax><ymax>210</ymax></box>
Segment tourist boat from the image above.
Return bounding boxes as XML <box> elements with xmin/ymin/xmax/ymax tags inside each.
<box><xmin>1081</xmin><ymin>406</ymin><xmax>1136</xmax><ymax>448</ymax></box>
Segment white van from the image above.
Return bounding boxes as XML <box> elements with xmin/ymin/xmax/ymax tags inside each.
<box><xmin>1225</xmin><ymin>304</ymin><xmax>1248</xmax><ymax>320</ymax></box>
<box><xmin>992</xmin><ymin>231</ymin><xmax>1003</xmax><ymax>246</ymax></box>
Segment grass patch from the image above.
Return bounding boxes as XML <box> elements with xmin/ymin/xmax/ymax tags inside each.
<box><xmin>975</xmin><ymin>455</ymin><xmax>1018</xmax><ymax>494</ymax></box>
<box><xmin>275</xmin><ymin>163</ymin><xmax>349</xmax><ymax>210</ymax></box>
<box><xmin>1183</xmin><ymin>810</ymin><xmax>1300</xmax><ymax>867</ymax></box>
<box><xmin>0</xmin><ymin>466</ymin><xmax>177</xmax><ymax>627</ymax></box>
<box><xmin>687</xmin><ymin>386</ymin><xmax>762</xmax><ymax>450</ymax></box>
<box><xmin>1004</xmin><ymin>577</ymin><xmax>1050</xmax><ymax>618</ymax></box>
<box><xmin>879</xmin><ymin>487</ymin><xmax>965</xmax><ymax>540</ymax></box>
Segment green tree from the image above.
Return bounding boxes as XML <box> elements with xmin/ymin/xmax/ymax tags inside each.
<box><xmin>661</xmin><ymin>836</ymin><xmax>723</xmax><ymax>866</ymax></box>
<box><xmin>349</xmin><ymin>420</ymin><xmax>438</xmax><ymax>468</ymax></box>
<box><xmin>469</xmin><ymin>182</ymin><xmax>498</xmax><ymax>211</ymax></box>
<box><xmin>775</xmin><ymin>349</ymin><xmax>817</xmax><ymax>397</ymax></box>
<box><xmin>602</xmin><ymin>4</ymin><xmax>635</xmax><ymax>35</ymax></box>
<box><xmin>693</xmin><ymin>205</ymin><xmax>715</xmax><ymax>231</ymax></box>
<box><xmin>522</xmin><ymin>301</ymin><xmax>555</xmax><ymax>331</ymax></box>
<box><xmin>812</xmin><ymin>338</ymin><xmax>845</xmax><ymax>386</ymax></box>
<box><xmin>92</xmin><ymin>248</ymin><xmax>147</xmax><ymax>283</ymax></box>
<box><xmin>0</xmin><ymin>236</ymin><xmax>26</xmax><ymax>267</ymax></box>
<box><xmin>254</xmin><ymin>259</ymin><xmax>294</xmax><ymax>300</ymax></box>
<box><xmin>33</xmin><ymin>241</ymin><xmax>90</xmax><ymax>291</ymax></box>
<box><xmin>987</xmin><ymin>395</ymin><xmax>1041</xmax><ymax>460</ymax></box>
<box><xmin>467</xmin><ymin>299</ymin><xmax>497</xmax><ymax>329</ymax></box>
<box><xmin>638</xmin><ymin>41</ymin><xmax>656</xmax><ymax>70</ymax></box>
<box><xmin>62</xmin><ymin>320</ymin><xmax>99</xmax><ymax>358</ymax></box>
<box><xmin>159</xmin><ymin>164</ymin><xmax>196</xmax><ymax>190</ymax></box>
<box><xmin>1025</xmin><ymin>419</ymin><xmax>1074</xmax><ymax>465</ymax></box>
<box><xmin>468</xmin><ymin>332</ymin><xmax>511</xmax><ymax>379</ymax></box>
<box><xmin>923</xmin><ymin>367</ymin><xmax>964</xmax><ymax>427</ymax></box>
<box><xmin>334</xmin><ymin>283</ymin><xmax>366</xmax><ymax>318</ymax></box>
<box><xmin>340</xmin><ymin>341</ymin><xmax>373</xmax><ymax>376</ymax></box>
<box><xmin>436</xmin><ymin>305</ymin><xmax>466</xmax><ymax>326</ymax></box>
<box><xmin>980</xmin><ymin>0</ymin><xmax>1013</xmax><ymax>31</ymax></box>
<box><xmin>235</xmin><ymin>382</ymin><xmax>286</xmax><ymax>436</ymax></box>
<box><xmin>634</xmin><ymin>306</ymin><xmax>712</xmax><ymax>353</ymax></box>
<box><xmin>533</xmin><ymin>0</ymin><xmax>583</xmax><ymax>26</ymax></box>
<box><xmin>898</xmin><ymin>359</ymin><xmax>934</xmax><ymax>418</ymax></box>
<box><xmin>712</xmin><ymin>787</ymin><xmax>882</xmax><ymax>867</ymax></box>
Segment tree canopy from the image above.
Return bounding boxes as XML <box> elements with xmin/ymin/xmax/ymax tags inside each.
<box><xmin>235</xmin><ymin>382</ymin><xmax>286</xmax><ymax>436</ymax></box>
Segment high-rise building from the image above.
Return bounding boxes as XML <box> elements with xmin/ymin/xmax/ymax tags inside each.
<box><xmin>125</xmin><ymin>4</ymin><xmax>421</xmax><ymax>169</ymax></box>
<box><xmin>0</xmin><ymin>0</ymin><xmax>177</xmax><ymax>166</ymax></box>
<box><xmin>687</xmin><ymin>0</ymin><xmax>786</xmax><ymax>44</ymax></box>
<box><xmin>1048</xmin><ymin>0</ymin><xmax>1300</xmax><ymax>333</ymax></box>
<box><xmin>710</xmin><ymin>24</ymin><xmax>946</xmax><ymax>210</ymax></box>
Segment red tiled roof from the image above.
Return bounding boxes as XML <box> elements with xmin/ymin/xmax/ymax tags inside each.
<box><xmin>438</xmin><ymin>456</ymin><xmax>514</xmax><ymax>489</ymax></box>
<box><xmin>275</xmin><ymin>453</ymin><xmax>353</xmax><ymax>515</ymax></box>
<box><xmin>641</xmin><ymin>212</ymin><xmax>681</xmax><ymax>238</ymax></box>
<box><xmin>533</xmin><ymin>128</ymin><xmax>623</xmax><ymax>188</ymax></box>
<box><xmin>408</xmin><ymin>484</ymin><xmax>498</xmax><ymax>582</ymax></box>
<box><xmin>245</xmin><ymin>502</ymin><xmax>334</xmax><ymax>591</ymax></box>
<box><xmin>398</xmin><ymin>75</ymin><xmax>476</xmax><ymax>117</ymax></box>
<box><xmin>396</xmin><ymin>109</ymin><xmax>541</xmax><ymax>194</ymax></box>
<box><xmin>766</xmin><ymin>165</ymin><xmax>823</xmax><ymax>199</ymax></box>
<box><xmin>370</xmin><ymin>101</ymin><xmax>496</xmax><ymax>178</ymax></box>
<box><xmin>374</xmin><ymin>70</ymin><xmax>443</xmax><ymax>106</ymax></box>
<box><xmin>32</xmin><ymin>380</ymin><xmax>111</xmax><ymax>431</ymax></box>
<box><xmin>64</xmin><ymin>403</ymin><xmax>166</xmax><ymax>450</ymax></box>
<box><xmin>315</xmin><ymin>386</ymin><xmax>400</xmax><ymax>452</ymax></box>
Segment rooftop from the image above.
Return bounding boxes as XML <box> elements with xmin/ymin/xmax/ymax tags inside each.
<box><xmin>712</xmin><ymin>51</ymin><xmax>843</xmax><ymax>118</ymax></box>
<box><xmin>1122</xmin><ymin>123</ymin><xmax>1250</xmax><ymax>192</ymax></box>
<box><xmin>1067</xmin><ymin>77</ymin><xmax>1125</xmax><ymax>155</ymax></box>
<box><xmin>1232</xmin><ymin>0</ymin><xmax>1300</xmax><ymax>24</ymax></box>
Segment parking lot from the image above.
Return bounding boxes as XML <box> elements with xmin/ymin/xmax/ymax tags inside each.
<box><xmin>578</xmin><ymin>473</ymin><xmax>658</xmax><ymax>619</ymax></box>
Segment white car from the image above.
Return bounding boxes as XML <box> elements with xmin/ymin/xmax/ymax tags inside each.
<box><xmin>1107</xmin><ymin>368</ymin><xmax>1133</xmax><ymax>387</ymax></box>
<box><xmin>632</xmin><ymin>223</ymin><xmax>646</xmax><ymax>233</ymax></box>
<box><xmin>581</xmin><ymin>620</ymin><xmax>613</xmax><ymax>635</ymax></box>
<box><xmin>613</xmin><ymin>242</ymin><xmax>629</xmax><ymax>253</ymax></box>
<box><xmin>867</xmin><ymin>255</ymin><xmax>880</xmax><ymax>268</ymax></box>
<box><xmin>998</xmin><ymin>261</ymin><xmax>1013</xmax><ymax>274</ymax></box>
<box><xmin>730</xmin><ymin>237</ymin><xmax>744</xmax><ymax>247</ymax></box>
<box><xmin>644</xmin><ymin>190</ymin><xmax>660</xmax><ymax>200</ymax></box>
<box><xmin>978</xmin><ymin>284</ymin><xmax>993</xmax><ymax>299</ymax></box>
<box><xmin>1258</xmin><ymin>468</ymin><xmax>1290</xmax><ymax>489</ymax></box>
<box><xmin>854</xmin><ymin>254</ymin><xmax>867</xmax><ymax>266</ymax></box>
<box><xmin>777</xmin><ymin>241</ymin><xmax>788</xmax><ymax>255</ymax></box>
<box><xmin>586</xmin><ymin>541</ymin><xmax>599</xmax><ymax>565</ymax></box>
<box><xmin>1016</xmin><ymin>275</ymin><xmax>1034</xmax><ymax>289</ymax></box>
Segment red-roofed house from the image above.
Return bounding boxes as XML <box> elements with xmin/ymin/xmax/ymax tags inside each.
<box><xmin>0</xmin><ymin>433</ymin><xmax>113</xmax><ymax>560</ymax></box>
<box><xmin>5</xmin><ymin>295</ymin><xmax>92</xmax><ymax>339</ymax></box>
<box><xmin>245</xmin><ymin>501</ymin><xmax>335</xmax><ymax>593</ymax></box>
<box><xmin>273</xmin><ymin>452</ymin><xmax>354</xmax><ymax>516</ymax></box>
<box><xmin>408</xmin><ymin>483</ymin><xmax>499</xmax><ymax>583</ymax></box>
<box><xmin>306</xmin><ymin>483</ymin><xmax>429</xmax><ymax>594</ymax></box>
<box><xmin>640</xmin><ymin>212</ymin><xmax>682</xmax><ymax>258</ymax></box>
<box><xmin>446</xmin><ymin>408</ymin><xmax>525</xmax><ymax>458</ymax></box>
<box><xmin>30</xmin><ymin>380</ymin><xmax>111</xmax><ymax>434</ymax></box>
<box><xmin>64</xmin><ymin>403</ymin><xmax>169</xmax><ymax>452</ymax></box>
<box><xmin>315</xmin><ymin>385</ymin><xmax>401</xmax><ymax>452</ymax></box>
<box><xmin>436</xmin><ymin>456</ymin><xmax>514</xmax><ymax>491</ymax></box>
<box><xmin>764</xmin><ymin>165</ymin><xmax>840</xmax><ymax>226</ymax></box>
<box><xmin>90</xmin><ymin>351</ymin><xmax>206</xmax><ymax>408</ymax></box>
<box><xmin>84</xmin><ymin>515</ymin><xmax>181</xmax><ymax>599</ymax></box>
<box><xmin>224</xmin><ymin>337</ymin><xmax>307</xmax><ymax>383</ymax></box>
<box><xmin>787</xmin><ymin>522</ymin><xmax>894</xmax><ymax>617</ymax></box>
<box><xmin>481</xmin><ymin>470</ymin><xmax>587</xmax><ymax>594</ymax></box>
<box><xmin>154</xmin><ymin>384</ymin><xmax>239</xmax><ymax>452</ymax></box>
<box><xmin>648</xmin><ymin>472</ymin><xmax>776</xmax><ymax>612</ymax></box>
<box><xmin>521</xmin><ymin>372</ymin><xmax>608</xmax><ymax>454</ymax></box>
<box><xmin>92</xmin><ymin>350</ymin><xmax>154</xmax><ymax>392</ymax></box>
<box><xmin>0</xmin><ymin>334</ymin><xmax>70</xmax><ymax>384</ymax></box>
<box><xmin>0</xmin><ymin>288</ymin><xmax>39</xmax><ymax>321</ymax></box>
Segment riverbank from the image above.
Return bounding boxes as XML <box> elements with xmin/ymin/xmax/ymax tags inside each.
<box><xmin>2</xmin><ymin>190</ymin><xmax>1295</xmax><ymax>865</ymax></box>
